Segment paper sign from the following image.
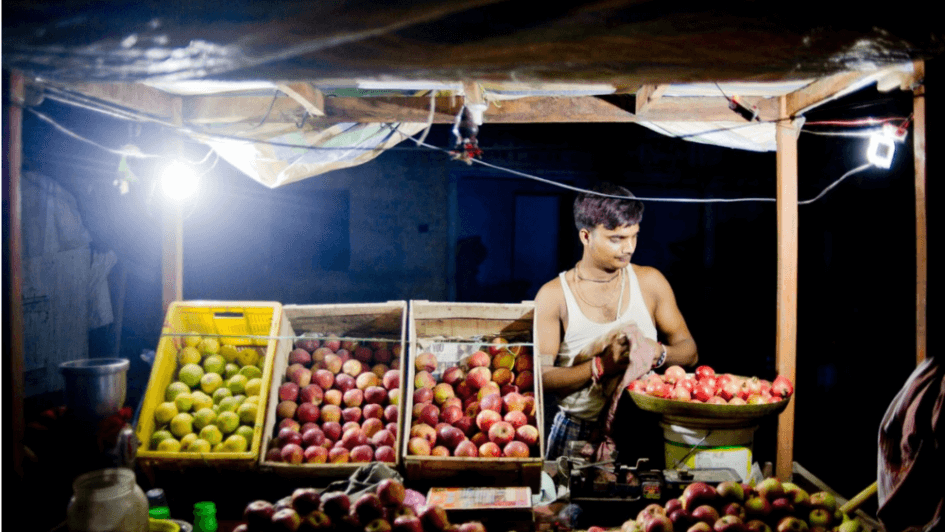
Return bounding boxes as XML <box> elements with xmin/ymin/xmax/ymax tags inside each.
<box><xmin>426</xmin><ymin>487</ymin><xmax>533</xmax><ymax>510</ymax></box>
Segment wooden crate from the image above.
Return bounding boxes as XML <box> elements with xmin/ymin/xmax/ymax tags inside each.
<box><xmin>136</xmin><ymin>301</ymin><xmax>283</xmax><ymax>471</ymax></box>
<box><xmin>403</xmin><ymin>300</ymin><xmax>544</xmax><ymax>490</ymax></box>
<box><xmin>259</xmin><ymin>301</ymin><xmax>407</xmax><ymax>478</ymax></box>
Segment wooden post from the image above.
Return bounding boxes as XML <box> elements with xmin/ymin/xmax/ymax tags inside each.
<box><xmin>775</xmin><ymin>95</ymin><xmax>799</xmax><ymax>481</ymax></box>
<box><xmin>912</xmin><ymin>60</ymin><xmax>927</xmax><ymax>365</ymax></box>
<box><xmin>5</xmin><ymin>70</ymin><xmax>26</xmax><ymax>479</ymax></box>
<box><xmin>162</xmin><ymin>97</ymin><xmax>185</xmax><ymax>315</ymax></box>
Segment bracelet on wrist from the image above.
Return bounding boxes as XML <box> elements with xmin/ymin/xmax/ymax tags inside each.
<box><xmin>591</xmin><ymin>356</ymin><xmax>603</xmax><ymax>384</ymax></box>
<box><xmin>654</xmin><ymin>342</ymin><xmax>667</xmax><ymax>368</ymax></box>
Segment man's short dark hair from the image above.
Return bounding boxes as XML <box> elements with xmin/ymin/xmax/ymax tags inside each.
<box><xmin>573</xmin><ymin>183</ymin><xmax>644</xmax><ymax>231</ymax></box>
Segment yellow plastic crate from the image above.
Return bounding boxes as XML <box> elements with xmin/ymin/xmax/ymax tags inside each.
<box><xmin>136</xmin><ymin>301</ymin><xmax>283</xmax><ymax>468</ymax></box>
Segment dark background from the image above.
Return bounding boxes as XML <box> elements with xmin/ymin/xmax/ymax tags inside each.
<box><xmin>6</xmin><ymin>62</ymin><xmax>939</xmax><ymax>526</ymax></box>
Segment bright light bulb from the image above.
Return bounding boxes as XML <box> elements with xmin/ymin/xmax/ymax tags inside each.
<box><xmin>866</xmin><ymin>133</ymin><xmax>895</xmax><ymax>169</ymax></box>
<box><xmin>160</xmin><ymin>161</ymin><xmax>198</xmax><ymax>201</ymax></box>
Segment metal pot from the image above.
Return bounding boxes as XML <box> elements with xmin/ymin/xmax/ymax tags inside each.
<box><xmin>59</xmin><ymin>358</ymin><xmax>130</xmax><ymax>421</ymax></box>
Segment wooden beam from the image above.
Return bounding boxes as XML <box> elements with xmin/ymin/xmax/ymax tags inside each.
<box><xmin>162</xmin><ymin>98</ymin><xmax>184</xmax><ymax>315</ymax></box>
<box><xmin>277</xmin><ymin>83</ymin><xmax>325</xmax><ymax>117</ymax></box>
<box><xmin>49</xmin><ymin>82</ymin><xmax>177</xmax><ymax>121</ymax></box>
<box><xmin>783</xmin><ymin>71</ymin><xmax>868</xmax><ymax>117</ymax></box>
<box><xmin>913</xmin><ymin>60</ymin><xmax>927</xmax><ymax>364</ymax></box>
<box><xmin>635</xmin><ymin>84</ymin><xmax>669</xmax><ymax>114</ymax></box>
<box><xmin>6</xmin><ymin>70</ymin><xmax>26</xmax><ymax>480</ymax></box>
<box><xmin>775</xmin><ymin>95</ymin><xmax>799</xmax><ymax>481</ymax></box>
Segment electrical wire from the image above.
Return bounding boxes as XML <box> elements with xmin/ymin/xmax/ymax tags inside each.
<box><xmin>30</xmin><ymin>90</ymin><xmax>889</xmax><ymax>206</ymax></box>
<box><xmin>27</xmin><ymin>106</ymin><xmax>216</xmax><ymax>165</ymax></box>
<box><xmin>394</xmin><ymin>129</ymin><xmax>879</xmax><ymax>205</ymax></box>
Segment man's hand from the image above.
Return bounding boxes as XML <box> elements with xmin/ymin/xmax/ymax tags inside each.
<box><xmin>599</xmin><ymin>331</ymin><xmax>631</xmax><ymax>376</ymax></box>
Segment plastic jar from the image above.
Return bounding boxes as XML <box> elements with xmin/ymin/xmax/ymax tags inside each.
<box><xmin>67</xmin><ymin>468</ymin><xmax>149</xmax><ymax>532</ymax></box>
<box><xmin>192</xmin><ymin>501</ymin><xmax>217</xmax><ymax>532</ymax></box>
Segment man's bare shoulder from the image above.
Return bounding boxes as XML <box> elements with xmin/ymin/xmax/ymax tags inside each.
<box><xmin>632</xmin><ymin>264</ymin><xmax>672</xmax><ymax>291</ymax></box>
<box><xmin>535</xmin><ymin>275</ymin><xmax>565</xmax><ymax>306</ymax></box>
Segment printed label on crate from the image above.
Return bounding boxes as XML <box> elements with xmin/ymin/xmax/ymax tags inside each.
<box><xmin>426</xmin><ymin>487</ymin><xmax>532</xmax><ymax>510</ymax></box>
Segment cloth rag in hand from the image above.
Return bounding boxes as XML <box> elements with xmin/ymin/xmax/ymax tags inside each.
<box><xmin>571</xmin><ymin>322</ymin><xmax>659</xmax><ymax>462</ymax></box>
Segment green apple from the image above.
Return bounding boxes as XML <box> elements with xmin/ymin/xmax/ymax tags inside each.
<box><xmin>218</xmin><ymin>396</ymin><xmax>241</xmax><ymax>413</ymax></box>
<box><xmin>174</xmin><ymin>392</ymin><xmax>194</xmax><ymax>413</ymax></box>
<box><xmin>203</xmin><ymin>354</ymin><xmax>226</xmax><ymax>375</ymax></box>
<box><xmin>212</xmin><ymin>443</ymin><xmax>226</xmax><ymax>452</ymax></box>
<box><xmin>157</xmin><ymin>438</ymin><xmax>182</xmax><ymax>452</ymax></box>
<box><xmin>154</xmin><ymin>402</ymin><xmax>178</xmax><ymax>425</ymax></box>
<box><xmin>192</xmin><ymin>408</ymin><xmax>217</xmax><ymax>431</ymax></box>
<box><xmin>191</xmin><ymin>391</ymin><xmax>213</xmax><ymax>411</ymax></box>
<box><xmin>244</xmin><ymin>378</ymin><xmax>262</xmax><ymax>397</ymax></box>
<box><xmin>216</xmin><ymin>411</ymin><xmax>240</xmax><ymax>434</ymax></box>
<box><xmin>200</xmin><ymin>372</ymin><xmax>223</xmax><ymax>394</ymax></box>
<box><xmin>178</xmin><ymin>364</ymin><xmax>204</xmax><ymax>388</ymax></box>
<box><xmin>219</xmin><ymin>344</ymin><xmax>240</xmax><ymax>363</ymax></box>
<box><xmin>235</xmin><ymin>425</ymin><xmax>255</xmax><ymax>442</ymax></box>
<box><xmin>212</xmin><ymin>387</ymin><xmax>232</xmax><ymax>404</ymax></box>
<box><xmin>237</xmin><ymin>402</ymin><xmax>258</xmax><ymax>424</ymax></box>
<box><xmin>197</xmin><ymin>337</ymin><xmax>220</xmax><ymax>356</ymax></box>
<box><xmin>236</xmin><ymin>348</ymin><xmax>259</xmax><ymax>367</ymax></box>
<box><xmin>243</xmin><ymin>395</ymin><xmax>260</xmax><ymax>406</ymax></box>
<box><xmin>224</xmin><ymin>363</ymin><xmax>241</xmax><ymax>379</ymax></box>
<box><xmin>184</xmin><ymin>332</ymin><xmax>202</xmax><ymax>348</ymax></box>
<box><xmin>238</xmin><ymin>365</ymin><xmax>262</xmax><ymax>380</ymax></box>
<box><xmin>165</xmin><ymin>381</ymin><xmax>191</xmax><ymax>402</ymax></box>
<box><xmin>179</xmin><ymin>433</ymin><xmax>198</xmax><ymax>449</ymax></box>
<box><xmin>223</xmin><ymin>434</ymin><xmax>248</xmax><ymax>452</ymax></box>
<box><xmin>199</xmin><ymin>424</ymin><xmax>224</xmax><ymax>446</ymax></box>
<box><xmin>169</xmin><ymin>413</ymin><xmax>194</xmax><ymax>438</ymax></box>
<box><xmin>150</xmin><ymin>429</ymin><xmax>174</xmax><ymax>449</ymax></box>
<box><xmin>178</xmin><ymin>346</ymin><xmax>202</xmax><ymax>366</ymax></box>
<box><xmin>227</xmin><ymin>374</ymin><xmax>248</xmax><ymax>395</ymax></box>
<box><xmin>186</xmin><ymin>438</ymin><xmax>212</xmax><ymax>453</ymax></box>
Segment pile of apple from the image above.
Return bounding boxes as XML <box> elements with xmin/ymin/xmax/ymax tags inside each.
<box><xmin>149</xmin><ymin>335</ymin><xmax>268</xmax><ymax>454</ymax></box>
<box><xmin>406</xmin><ymin>337</ymin><xmax>541</xmax><ymax>458</ymax></box>
<box><xmin>628</xmin><ymin>365</ymin><xmax>795</xmax><ymax>405</ymax></box>
<box><xmin>235</xmin><ymin>478</ymin><xmax>488</xmax><ymax>532</ymax></box>
<box><xmin>619</xmin><ymin>478</ymin><xmax>865</xmax><ymax>532</ymax></box>
<box><xmin>264</xmin><ymin>336</ymin><xmax>402</xmax><ymax>464</ymax></box>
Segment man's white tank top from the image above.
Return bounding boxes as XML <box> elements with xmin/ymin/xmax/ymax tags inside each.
<box><xmin>555</xmin><ymin>264</ymin><xmax>657</xmax><ymax>420</ymax></box>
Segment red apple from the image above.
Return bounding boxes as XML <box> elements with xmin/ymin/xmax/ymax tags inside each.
<box><xmin>357</xmin><ymin>372</ymin><xmax>380</xmax><ymax>390</ymax></box>
<box><xmin>414</xmin><ymin>371</ymin><xmax>437</xmax><ymax>390</ymax></box>
<box><xmin>488</xmin><ymin>421</ymin><xmax>515</xmax><ymax>445</ymax></box>
<box><xmin>364</xmin><ymin>386</ymin><xmax>388</xmax><ymax>405</ymax></box>
<box><xmin>442</xmin><ymin>367</ymin><xmax>465</xmax><ymax>386</ymax></box>
<box><xmin>466</xmin><ymin>367</ymin><xmax>492</xmax><ymax>390</ymax></box>
<box><xmin>503</xmin><ymin>440</ymin><xmax>530</xmax><ymax>457</ymax></box>
<box><xmin>279</xmin><ymin>382</ymin><xmax>300</xmax><ymax>402</ymax></box>
<box><xmin>475</xmin><ymin>409</ymin><xmax>502</xmax><ymax>432</ymax></box>
<box><xmin>343</xmin><ymin>388</ymin><xmax>364</xmax><ymax>407</ymax></box>
<box><xmin>363</xmin><ymin>403</ymin><xmax>383</xmax><ymax>420</ymax></box>
<box><xmin>324</xmin><ymin>389</ymin><xmax>343</xmax><ymax>406</ymax></box>
<box><xmin>382</xmin><ymin>370</ymin><xmax>400</xmax><ymax>391</ymax></box>
<box><xmin>433</xmin><ymin>383</ymin><xmax>456</xmax><ymax>405</ymax></box>
<box><xmin>277</xmin><ymin>400</ymin><xmax>299</xmax><ymax>420</ymax></box>
<box><xmin>504</xmin><ymin>410</ymin><xmax>528</xmax><ymax>429</ymax></box>
<box><xmin>335</xmin><ymin>373</ymin><xmax>356</xmax><ymax>393</ymax></box>
<box><xmin>515</xmin><ymin>424</ymin><xmax>539</xmax><ymax>446</ymax></box>
<box><xmin>303</xmin><ymin>444</ymin><xmax>328</xmax><ymax>463</ymax></box>
<box><xmin>410</xmin><ymin>423</ymin><xmax>437</xmax><ymax>446</ymax></box>
<box><xmin>477</xmin><ymin>441</ymin><xmax>501</xmax><ymax>457</ymax></box>
<box><xmin>375</xmin><ymin>445</ymin><xmax>396</xmax><ymax>463</ymax></box>
<box><xmin>480</xmin><ymin>393</ymin><xmax>503</xmax><ymax>413</ymax></box>
<box><xmin>691</xmin><ymin>505</ymin><xmax>720</xmax><ymax>526</ymax></box>
<box><xmin>407</xmin><ymin>436</ymin><xmax>431</xmax><ymax>456</ymax></box>
<box><xmin>350</xmin><ymin>444</ymin><xmax>374</xmax><ymax>463</ymax></box>
<box><xmin>467</xmin><ymin>351</ymin><xmax>491</xmax><ymax>368</ymax></box>
<box><xmin>695</xmin><ymin>365</ymin><xmax>716</xmax><ymax>381</ymax></box>
<box><xmin>328</xmin><ymin>447</ymin><xmax>350</xmax><ymax>463</ymax></box>
<box><xmin>281</xmin><ymin>443</ymin><xmax>304</xmax><ymax>464</ymax></box>
<box><xmin>414</xmin><ymin>352</ymin><xmax>438</xmax><ymax>373</ymax></box>
<box><xmin>514</xmin><ymin>370</ymin><xmax>534</xmax><ymax>392</ymax></box>
<box><xmin>371</xmin><ymin>428</ymin><xmax>396</xmax><ymax>448</ymax></box>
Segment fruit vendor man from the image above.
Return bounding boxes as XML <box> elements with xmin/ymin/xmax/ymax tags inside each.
<box><xmin>535</xmin><ymin>183</ymin><xmax>699</xmax><ymax>461</ymax></box>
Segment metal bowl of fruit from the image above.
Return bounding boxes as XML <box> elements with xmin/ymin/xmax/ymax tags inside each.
<box><xmin>625</xmin><ymin>369</ymin><xmax>793</xmax><ymax>426</ymax></box>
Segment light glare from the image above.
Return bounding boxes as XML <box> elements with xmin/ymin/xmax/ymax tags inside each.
<box><xmin>161</xmin><ymin>161</ymin><xmax>199</xmax><ymax>201</ymax></box>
